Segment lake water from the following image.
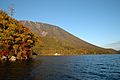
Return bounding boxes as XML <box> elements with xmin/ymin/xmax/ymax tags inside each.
<box><xmin>0</xmin><ymin>54</ymin><xmax>120</xmax><ymax>80</ymax></box>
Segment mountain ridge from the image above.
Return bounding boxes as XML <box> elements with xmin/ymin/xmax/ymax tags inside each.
<box><xmin>20</xmin><ymin>20</ymin><xmax>118</xmax><ymax>55</ymax></box>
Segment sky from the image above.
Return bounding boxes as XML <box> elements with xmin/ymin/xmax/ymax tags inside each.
<box><xmin>0</xmin><ymin>0</ymin><xmax>120</xmax><ymax>50</ymax></box>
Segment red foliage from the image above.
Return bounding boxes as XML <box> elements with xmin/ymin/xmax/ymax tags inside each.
<box><xmin>0</xmin><ymin>50</ymin><xmax>9</xmax><ymax>56</ymax></box>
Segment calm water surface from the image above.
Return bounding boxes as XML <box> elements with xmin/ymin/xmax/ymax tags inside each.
<box><xmin>0</xmin><ymin>54</ymin><xmax>120</xmax><ymax>80</ymax></box>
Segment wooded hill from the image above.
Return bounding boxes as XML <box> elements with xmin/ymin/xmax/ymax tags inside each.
<box><xmin>20</xmin><ymin>21</ymin><xmax>118</xmax><ymax>55</ymax></box>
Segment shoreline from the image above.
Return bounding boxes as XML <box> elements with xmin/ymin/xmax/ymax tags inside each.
<box><xmin>38</xmin><ymin>53</ymin><xmax>120</xmax><ymax>57</ymax></box>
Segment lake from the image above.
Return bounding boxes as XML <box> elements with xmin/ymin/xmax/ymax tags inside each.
<box><xmin>0</xmin><ymin>54</ymin><xmax>120</xmax><ymax>80</ymax></box>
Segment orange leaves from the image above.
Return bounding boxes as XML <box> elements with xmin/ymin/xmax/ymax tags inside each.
<box><xmin>15</xmin><ymin>37</ymin><xmax>21</xmax><ymax>42</ymax></box>
<box><xmin>0</xmin><ymin>10</ymin><xmax>38</xmax><ymax>60</ymax></box>
<box><xmin>13</xmin><ymin>44</ymin><xmax>19</xmax><ymax>50</ymax></box>
<box><xmin>19</xmin><ymin>34</ymin><xmax>25</xmax><ymax>38</ymax></box>
<box><xmin>27</xmin><ymin>40</ymin><xmax>33</xmax><ymax>43</ymax></box>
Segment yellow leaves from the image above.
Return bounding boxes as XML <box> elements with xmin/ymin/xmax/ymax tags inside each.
<box><xmin>0</xmin><ymin>15</ymin><xmax>3</xmax><ymax>19</ymax></box>
<box><xmin>15</xmin><ymin>37</ymin><xmax>21</xmax><ymax>41</ymax></box>
<box><xmin>13</xmin><ymin>45</ymin><xmax>19</xmax><ymax>49</ymax></box>
<box><xmin>0</xmin><ymin>9</ymin><xmax>39</xmax><ymax>59</ymax></box>
<box><xmin>4</xmin><ymin>29</ymin><xmax>9</xmax><ymax>33</ymax></box>
<box><xmin>19</xmin><ymin>34</ymin><xmax>25</xmax><ymax>38</ymax></box>
<box><xmin>0</xmin><ymin>28</ymin><xmax>2</xmax><ymax>32</ymax></box>
<box><xmin>27</xmin><ymin>40</ymin><xmax>33</xmax><ymax>43</ymax></box>
<box><xmin>22</xmin><ymin>38</ymin><xmax>25</xmax><ymax>42</ymax></box>
<box><xmin>9</xmin><ymin>23</ymin><xmax>17</xmax><ymax>28</ymax></box>
<box><xmin>27</xmin><ymin>35</ymin><xmax>31</xmax><ymax>39</ymax></box>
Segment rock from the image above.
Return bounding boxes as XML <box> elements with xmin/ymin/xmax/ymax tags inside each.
<box><xmin>1</xmin><ymin>56</ymin><xmax>7</xmax><ymax>61</ymax></box>
<box><xmin>9</xmin><ymin>56</ymin><xmax>16</xmax><ymax>62</ymax></box>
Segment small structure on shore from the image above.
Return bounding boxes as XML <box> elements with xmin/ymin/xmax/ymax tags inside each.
<box><xmin>54</xmin><ymin>53</ymin><xmax>61</xmax><ymax>56</ymax></box>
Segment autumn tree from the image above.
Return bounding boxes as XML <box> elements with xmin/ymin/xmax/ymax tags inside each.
<box><xmin>0</xmin><ymin>9</ymin><xmax>38</xmax><ymax>60</ymax></box>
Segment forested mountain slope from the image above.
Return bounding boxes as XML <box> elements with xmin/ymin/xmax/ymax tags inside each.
<box><xmin>20</xmin><ymin>20</ymin><xmax>118</xmax><ymax>55</ymax></box>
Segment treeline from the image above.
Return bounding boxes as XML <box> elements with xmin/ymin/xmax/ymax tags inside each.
<box><xmin>0</xmin><ymin>10</ymin><xmax>38</xmax><ymax>61</ymax></box>
<box><xmin>38</xmin><ymin>49</ymin><xmax>117</xmax><ymax>55</ymax></box>
<box><xmin>32</xmin><ymin>37</ymin><xmax>117</xmax><ymax>55</ymax></box>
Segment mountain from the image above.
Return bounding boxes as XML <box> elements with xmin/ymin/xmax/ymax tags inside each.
<box><xmin>20</xmin><ymin>20</ymin><xmax>118</xmax><ymax>55</ymax></box>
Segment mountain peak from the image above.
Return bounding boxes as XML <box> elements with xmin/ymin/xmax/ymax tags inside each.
<box><xmin>20</xmin><ymin>20</ymin><xmax>118</xmax><ymax>55</ymax></box>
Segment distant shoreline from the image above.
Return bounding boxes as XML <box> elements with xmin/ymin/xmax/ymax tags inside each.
<box><xmin>38</xmin><ymin>53</ymin><xmax>120</xmax><ymax>56</ymax></box>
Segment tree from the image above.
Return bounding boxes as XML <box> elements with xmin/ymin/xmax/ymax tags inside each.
<box><xmin>0</xmin><ymin>9</ymin><xmax>38</xmax><ymax>60</ymax></box>
<box><xmin>8</xmin><ymin>4</ymin><xmax>15</xmax><ymax>17</ymax></box>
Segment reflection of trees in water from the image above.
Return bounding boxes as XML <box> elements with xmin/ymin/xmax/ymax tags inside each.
<box><xmin>0</xmin><ymin>60</ymin><xmax>42</xmax><ymax>80</ymax></box>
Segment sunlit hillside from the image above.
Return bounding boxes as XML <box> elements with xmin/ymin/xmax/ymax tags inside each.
<box><xmin>20</xmin><ymin>21</ymin><xmax>118</xmax><ymax>55</ymax></box>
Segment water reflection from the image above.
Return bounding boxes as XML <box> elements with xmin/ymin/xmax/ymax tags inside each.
<box><xmin>0</xmin><ymin>60</ymin><xmax>38</xmax><ymax>80</ymax></box>
<box><xmin>0</xmin><ymin>54</ymin><xmax>120</xmax><ymax>80</ymax></box>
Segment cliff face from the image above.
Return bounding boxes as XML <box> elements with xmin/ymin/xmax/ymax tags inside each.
<box><xmin>20</xmin><ymin>20</ymin><xmax>118</xmax><ymax>55</ymax></box>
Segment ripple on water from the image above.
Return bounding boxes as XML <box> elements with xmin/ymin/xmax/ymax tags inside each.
<box><xmin>1</xmin><ymin>54</ymin><xmax>120</xmax><ymax>80</ymax></box>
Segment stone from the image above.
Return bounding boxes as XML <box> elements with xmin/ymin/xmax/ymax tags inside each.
<box><xmin>1</xmin><ymin>56</ymin><xmax>7</xmax><ymax>61</ymax></box>
<box><xmin>9</xmin><ymin>56</ymin><xmax>16</xmax><ymax>62</ymax></box>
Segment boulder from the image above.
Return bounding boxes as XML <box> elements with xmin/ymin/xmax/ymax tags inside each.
<box><xmin>1</xmin><ymin>56</ymin><xmax>7</xmax><ymax>61</ymax></box>
<box><xmin>9</xmin><ymin>56</ymin><xmax>16</xmax><ymax>62</ymax></box>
